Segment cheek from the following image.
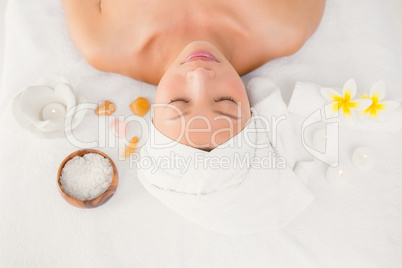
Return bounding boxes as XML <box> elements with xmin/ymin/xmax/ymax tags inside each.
<box><xmin>155</xmin><ymin>120</ymin><xmax>184</xmax><ymax>142</ymax></box>
<box><xmin>155</xmin><ymin>73</ymin><xmax>184</xmax><ymax>103</ymax></box>
<box><xmin>220</xmin><ymin>71</ymin><xmax>246</xmax><ymax>97</ymax></box>
<box><xmin>224</xmin><ymin>76</ymin><xmax>249</xmax><ymax>108</ymax></box>
<box><xmin>225</xmin><ymin>77</ymin><xmax>251</xmax><ymax>120</ymax></box>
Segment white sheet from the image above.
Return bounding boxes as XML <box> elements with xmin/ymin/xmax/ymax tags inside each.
<box><xmin>1</xmin><ymin>0</ymin><xmax>402</xmax><ymax>267</ymax></box>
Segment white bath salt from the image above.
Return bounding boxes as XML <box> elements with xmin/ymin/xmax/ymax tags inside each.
<box><xmin>60</xmin><ymin>153</ymin><xmax>113</xmax><ymax>200</ymax></box>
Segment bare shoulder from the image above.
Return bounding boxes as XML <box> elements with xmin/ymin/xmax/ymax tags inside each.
<box><xmin>284</xmin><ymin>0</ymin><xmax>326</xmax><ymax>52</ymax></box>
<box><xmin>252</xmin><ymin>0</ymin><xmax>326</xmax><ymax>57</ymax></box>
<box><xmin>61</xmin><ymin>0</ymin><xmax>133</xmax><ymax>73</ymax></box>
<box><xmin>61</xmin><ymin>0</ymin><xmax>102</xmax><ymax>58</ymax></box>
<box><xmin>271</xmin><ymin>0</ymin><xmax>326</xmax><ymax>35</ymax></box>
<box><xmin>296</xmin><ymin>0</ymin><xmax>326</xmax><ymax>37</ymax></box>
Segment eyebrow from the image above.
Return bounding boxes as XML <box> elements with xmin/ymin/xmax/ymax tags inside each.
<box><xmin>166</xmin><ymin>98</ymin><xmax>241</xmax><ymax>120</ymax></box>
<box><xmin>167</xmin><ymin>111</ymin><xmax>190</xmax><ymax>120</ymax></box>
<box><xmin>214</xmin><ymin>97</ymin><xmax>237</xmax><ymax>104</ymax></box>
<box><xmin>212</xmin><ymin>110</ymin><xmax>240</xmax><ymax>120</ymax></box>
<box><xmin>170</xmin><ymin>97</ymin><xmax>238</xmax><ymax>104</ymax></box>
<box><xmin>166</xmin><ymin>110</ymin><xmax>240</xmax><ymax>120</ymax></box>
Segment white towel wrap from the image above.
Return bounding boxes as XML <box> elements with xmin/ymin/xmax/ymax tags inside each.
<box><xmin>137</xmin><ymin>79</ymin><xmax>315</xmax><ymax>235</ymax></box>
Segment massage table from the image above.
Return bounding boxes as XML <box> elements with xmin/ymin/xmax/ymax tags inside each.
<box><xmin>1</xmin><ymin>0</ymin><xmax>401</xmax><ymax>266</ymax></box>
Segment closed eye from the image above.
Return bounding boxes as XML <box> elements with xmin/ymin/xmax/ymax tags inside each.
<box><xmin>169</xmin><ymin>97</ymin><xmax>190</xmax><ymax>104</ymax></box>
<box><xmin>214</xmin><ymin>96</ymin><xmax>237</xmax><ymax>104</ymax></box>
<box><xmin>169</xmin><ymin>96</ymin><xmax>237</xmax><ymax>104</ymax></box>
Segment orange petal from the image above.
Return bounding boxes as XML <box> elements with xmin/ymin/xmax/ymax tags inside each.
<box><xmin>129</xmin><ymin>97</ymin><xmax>150</xmax><ymax>117</ymax></box>
<box><xmin>95</xmin><ymin>100</ymin><xmax>116</xmax><ymax>116</ymax></box>
<box><xmin>121</xmin><ymin>136</ymin><xmax>139</xmax><ymax>158</ymax></box>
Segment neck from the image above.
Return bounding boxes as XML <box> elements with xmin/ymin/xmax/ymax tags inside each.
<box><xmin>162</xmin><ymin>36</ymin><xmax>234</xmax><ymax>72</ymax></box>
<box><xmin>146</xmin><ymin>8</ymin><xmax>247</xmax><ymax>84</ymax></box>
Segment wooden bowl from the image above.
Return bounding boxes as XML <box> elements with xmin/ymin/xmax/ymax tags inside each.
<box><xmin>57</xmin><ymin>149</ymin><xmax>119</xmax><ymax>208</ymax></box>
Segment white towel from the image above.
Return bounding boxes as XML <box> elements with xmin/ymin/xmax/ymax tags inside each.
<box><xmin>137</xmin><ymin>77</ymin><xmax>314</xmax><ymax>235</ymax></box>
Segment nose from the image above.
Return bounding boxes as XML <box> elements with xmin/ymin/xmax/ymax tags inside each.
<box><xmin>186</xmin><ymin>67</ymin><xmax>216</xmax><ymax>98</ymax></box>
<box><xmin>186</xmin><ymin>67</ymin><xmax>216</xmax><ymax>82</ymax></box>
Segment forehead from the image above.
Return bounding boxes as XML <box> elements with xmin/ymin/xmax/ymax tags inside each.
<box><xmin>154</xmin><ymin>112</ymin><xmax>247</xmax><ymax>148</ymax></box>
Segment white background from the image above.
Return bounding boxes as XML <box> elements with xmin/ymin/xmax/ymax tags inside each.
<box><xmin>0</xmin><ymin>0</ymin><xmax>401</xmax><ymax>84</ymax></box>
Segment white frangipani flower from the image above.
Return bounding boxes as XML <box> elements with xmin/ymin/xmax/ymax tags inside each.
<box><xmin>361</xmin><ymin>80</ymin><xmax>400</xmax><ymax>120</ymax></box>
<box><xmin>321</xmin><ymin>79</ymin><xmax>372</xmax><ymax>119</ymax></box>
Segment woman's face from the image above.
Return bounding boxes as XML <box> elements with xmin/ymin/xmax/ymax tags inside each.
<box><xmin>153</xmin><ymin>41</ymin><xmax>251</xmax><ymax>150</ymax></box>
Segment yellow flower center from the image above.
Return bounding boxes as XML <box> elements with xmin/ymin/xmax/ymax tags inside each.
<box><xmin>362</xmin><ymin>93</ymin><xmax>385</xmax><ymax>118</ymax></box>
<box><xmin>331</xmin><ymin>91</ymin><xmax>357</xmax><ymax>116</ymax></box>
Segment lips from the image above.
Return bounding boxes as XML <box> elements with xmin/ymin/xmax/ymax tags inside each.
<box><xmin>184</xmin><ymin>50</ymin><xmax>218</xmax><ymax>63</ymax></box>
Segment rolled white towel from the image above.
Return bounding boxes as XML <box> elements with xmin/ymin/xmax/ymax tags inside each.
<box><xmin>136</xmin><ymin>77</ymin><xmax>315</xmax><ymax>235</ymax></box>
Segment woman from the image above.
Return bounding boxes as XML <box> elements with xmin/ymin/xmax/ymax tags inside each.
<box><xmin>61</xmin><ymin>0</ymin><xmax>325</xmax><ymax>150</ymax></box>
